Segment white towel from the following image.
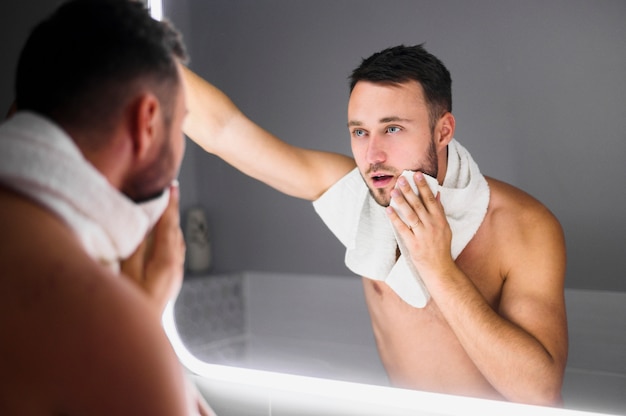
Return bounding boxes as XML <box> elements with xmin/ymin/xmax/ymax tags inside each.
<box><xmin>0</xmin><ymin>111</ymin><xmax>169</xmax><ymax>272</ymax></box>
<box><xmin>313</xmin><ymin>139</ymin><xmax>490</xmax><ymax>307</ymax></box>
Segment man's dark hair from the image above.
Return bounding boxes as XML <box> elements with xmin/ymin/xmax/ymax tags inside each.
<box><xmin>15</xmin><ymin>0</ymin><xmax>188</xmax><ymax>138</ymax></box>
<box><xmin>349</xmin><ymin>44</ymin><xmax>451</xmax><ymax>132</ymax></box>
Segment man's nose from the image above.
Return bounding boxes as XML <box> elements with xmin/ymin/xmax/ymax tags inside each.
<box><xmin>366</xmin><ymin>134</ymin><xmax>386</xmax><ymax>165</ymax></box>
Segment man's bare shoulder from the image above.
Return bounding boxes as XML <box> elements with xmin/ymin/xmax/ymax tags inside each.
<box><xmin>482</xmin><ymin>177</ymin><xmax>566</xmax><ymax>286</ymax></box>
<box><xmin>485</xmin><ymin>176</ymin><xmax>563</xmax><ymax>237</ymax></box>
<box><xmin>0</xmin><ymin>187</ymin><xmax>187</xmax><ymax>415</ymax></box>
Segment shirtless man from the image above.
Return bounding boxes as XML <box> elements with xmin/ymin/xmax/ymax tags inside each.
<box><xmin>0</xmin><ymin>0</ymin><xmax>211</xmax><ymax>414</ymax></box>
<box><xmin>182</xmin><ymin>44</ymin><xmax>568</xmax><ymax>406</ymax></box>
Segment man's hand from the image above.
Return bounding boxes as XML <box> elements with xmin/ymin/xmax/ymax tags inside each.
<box><xmin>121</xmin><ymin>184</ymin><xmax>186</xmax><ymax>315</ymax></box>
<box><xmin>386</xmin><ymin>172</ymin><xmax>454</xmax><ymax>277</ymax></box>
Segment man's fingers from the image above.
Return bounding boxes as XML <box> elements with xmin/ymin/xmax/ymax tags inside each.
<box><xmin>142</xmin><ymin>184</ymin><xmax>185</xmax><ymax>309</ymax></box>
<box><xmin>152</xmin><ymin>187</ymin><xmax>184</xmax><ymax>264</ymax></box>
<box><xmin>120</xmin><ymin>238</ymin><xmax>148</xmax><ymax>283</ymax></box>
<box><xmin>413</xmin><ymin>172</ymin><xmax>439</xmax><ymax>211</ymax></box>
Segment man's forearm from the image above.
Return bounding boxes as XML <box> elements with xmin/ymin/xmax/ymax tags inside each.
<box><xmin>424</xmin><ymin>264</ymin><xmax>565</xmax><ymax>405</ymax></box>
<box><xmin>181</xmin><ymin>66</ymin><xmax>356</xmax><ymax>200</ymax></box>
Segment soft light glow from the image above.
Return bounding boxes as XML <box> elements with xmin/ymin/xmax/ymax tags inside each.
<box><xmin>147</xmin><ymin>0</ymin><xmax>162</xmax><ymax>21</ymax></box>
<box><xmin>162</xmin><ymin>301</ymin><xmax>609</xmax><ymax>416</ymax></box>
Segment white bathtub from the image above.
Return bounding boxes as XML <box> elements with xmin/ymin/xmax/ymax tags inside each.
<box><xmin>172</xmin><ymin>272</ymin><xmax>626</xmax><ymax>416</ymax></box>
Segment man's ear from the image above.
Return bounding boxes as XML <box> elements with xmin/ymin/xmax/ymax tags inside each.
<box><xmin>435</xmin><ymin>112</ymin><xmax>455</xmax><ymax>150</ymax></box>
<box><xmin>131</xmin><ymin>93</ymin><xmax>161</xmax><ymax>161</ymax></box>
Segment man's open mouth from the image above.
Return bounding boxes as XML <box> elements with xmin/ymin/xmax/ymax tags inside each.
<box><xmin>371</xmin><ymin>174</ymin><xmax>394</xmax><ymax>188</ymax></box>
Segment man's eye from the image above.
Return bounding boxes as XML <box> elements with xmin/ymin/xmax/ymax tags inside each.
<box><xmin>387</xmin><ymin>126</ymin><xmax>401</xmax><ymax>134</ymax></box>
<box><xmin>353</xmin><ymin>129</ymin><xmax>366</xmax><ymax>137</ymax></box>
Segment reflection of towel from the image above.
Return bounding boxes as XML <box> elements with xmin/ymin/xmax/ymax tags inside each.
<box><xmin>0</xmin><ymin>112</ymin><xmax>168</xmax><ymax>272</ymax></box>
<box><xmin>313</xmin><ymin>139</ymin><xmax>490</xmax><ymax>307</ymax></box>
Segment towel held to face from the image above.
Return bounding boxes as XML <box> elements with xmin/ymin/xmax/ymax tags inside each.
<box><xmin>0</xmin><ymin>111</ymin><xmax>169</xmax><ymax>271</ymax></box>
<box><xmin>313</xmin><ymin>139</ymin><xmax>490</xmax><ymax>307</ymax></box>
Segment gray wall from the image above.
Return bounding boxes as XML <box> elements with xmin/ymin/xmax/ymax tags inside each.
<box><xmin>3</xmin><ymin>1</ymin><xmax>625</xmax><ymax>291</ymax></box>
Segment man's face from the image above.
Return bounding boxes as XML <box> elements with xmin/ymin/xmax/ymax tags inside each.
<box><xmin>348</xmin><ymin>80</ymin><xmax>439</xmax><ymax>207</ymax></box>
<box><xmin>127</xmin><ymin>70</ymin><xmax>187</xmax><ymax>203</ymax></box>
<box><xmin>158</xmin><ymin>74</ymin><xmax>187</xmax><ymax>189</ymax></box>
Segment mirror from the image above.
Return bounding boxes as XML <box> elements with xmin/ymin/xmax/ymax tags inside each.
<box><xmin>2</xmin><ymin>1</ymin><xmax>622</xmax><ymax>415</ymax></box>
<box><xmin>164</xmin><ymin>1</ymin><xmax>626</xmax><ymax>414</ymax></box>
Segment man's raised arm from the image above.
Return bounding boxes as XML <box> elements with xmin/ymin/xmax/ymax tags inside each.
<box><xmin>182</xmin><ymin>67</ymin><xmax>355</xmax><ymax>201</ymax></box>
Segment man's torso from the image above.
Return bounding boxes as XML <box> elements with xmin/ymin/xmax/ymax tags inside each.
<box><xmin>362</xmin><ymin>177</ymin><xmax>542</xmax><ymax>400</ymax></box>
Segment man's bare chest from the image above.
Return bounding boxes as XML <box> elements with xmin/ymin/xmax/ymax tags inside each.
<box><xmin>362</xmin><ymin>226</ymin><xmax>505</xmax><ymax>347</ymax></box>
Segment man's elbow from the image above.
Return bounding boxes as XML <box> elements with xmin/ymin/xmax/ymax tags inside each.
<box><xmin>527</xmin><ymin>385</ymin><xmax>564</xmax><ymax>407</ymax></box>
<box><xmin>512</xmin><ymin>374</ymin><xmax>564</xmax><ymax>407</ymax></box>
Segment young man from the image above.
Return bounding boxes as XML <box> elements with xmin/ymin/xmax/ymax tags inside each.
<box><xmin>182</xmin><ymin>44</ymin><xmax>568</xmax><ymax>405</ymax></box>
<box><xmin>0</xmin><ymin>0</ymin><xmax>213</xmax><ymax>414</ymax></box>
